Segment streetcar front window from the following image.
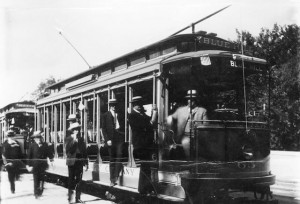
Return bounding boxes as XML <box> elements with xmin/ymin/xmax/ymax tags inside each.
<box><xmin>165</xmin><ymin>56</ymin><xmax>269</xmax><ymax>122</ymax></box>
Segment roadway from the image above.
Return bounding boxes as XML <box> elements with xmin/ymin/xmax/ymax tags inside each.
<box><xmin>0</xmin><ymin>171</ymin><xmax>114</xmax><ymax>204</ymax></box>
<box><xmin>270</xmin><ymin>151</ymin><xmax>300</xmax><ymax>204</ymax></box>
<box><xmin>0</xmin><ymin>151</ymin><xmax>299</xmax><ymax>204</ymax></box>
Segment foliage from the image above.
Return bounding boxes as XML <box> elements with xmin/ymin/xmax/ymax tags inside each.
<box><xmin>236</xmin><ymin>24</ymin><xmax>300</xmax><ymax>150</ymax></box>
<box><xmin>31</xmin><ymin>76</ymin><xmax>59</xmax><ymax>100</ymax></box>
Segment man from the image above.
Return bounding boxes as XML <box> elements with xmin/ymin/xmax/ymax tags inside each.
<box><xmin>128</xmin><ymin>96</ymin><xmax>157</xmax><ymax>195</ymax></box>
<box><xmin>2</xmin><ymin>130</ymin><xmax>23</xmax><ymax>194</ymax></box>
<box><xmin>101</xmin><ymin>98</ymin><xmax>125</xmax><ymax>186</ymax></box>
<box><xmin>26</xmin><ymin>130</ymin><xmax>54</xmax><ymax>199</ymax></box>
<box><xmin>65</xmin><ymin>122</ymin><xmax>88</xmax><ymax>203</ymax></box>
<box><xmin>128</xmin><ymin>96</ymin><xmax>157</xmax><ymax>160</ymax></box>
<box><xmin>167</xmin><ymin>90</ymin><xmax>208</xmax><ymax>159</ymax></box>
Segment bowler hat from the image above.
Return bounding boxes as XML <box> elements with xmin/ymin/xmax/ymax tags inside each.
<box><xmin>185</xmin><ymin>90</ymin><xmax>198</xmax><ymax>98</ymax></box>
<box><xmin>67</xmin><ymin>114</ymin><xmax>77</xmax><ymax>121</ymax></box>
<box><xmin>68</xmin><ymin>122</ymin><xmax>81</xmax><ymax>131</ymax></box>
<box><xmin>130</xmin><ymin>96</ymin><xmax>143</xmax><ymax>103</ymax></box>
<box><xmin>31</xmin><ymin>130</ymin><xmax>42</xmax><ymax>138</ymax></box>
<box><xmin>108</xmin><ymin>98</ymin><xmax>118</xmax><ymax>104</ymax></box>
<box><xmin>6</xmin><ymin>130</ymin><xmax>15</xmax><ymax>137</ymax></box>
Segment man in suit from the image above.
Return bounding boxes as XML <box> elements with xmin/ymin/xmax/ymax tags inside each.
<box><xmin>26</xmin><ymin>130</ymin><xmax>54</xmax><ymax>199</ymax></box>
<box><xmin>128</xmin><ymin>96</ymin><xmax>157</xmax><ymax>160</ymax></box>
<box><xmin>128</xmin><ymin>96</ymin><xmax>157</xmax><ymax>195</ymax></box>
<box><xmin>101</xmin><ymin>98</ymin><xmax>125</xmax><ymax>186</ymax></box>
<box><xmin>167</xmin><ymin>90</ymin><xmax>208</xmax><ymax>159</ymax></box>
<box><xmin>2</xmin><ymin>130</ymin><xmax>23</xmax><ymax>194</ymax></box>
<box><xmin>65</xmin><ymin>122</ymin><xmax>88</xmax><ymax>203</ymax></box>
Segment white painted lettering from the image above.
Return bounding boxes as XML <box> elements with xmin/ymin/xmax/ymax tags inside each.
<box><xmin>230</xmin><ymin>60</ymin><xmax>237</xmax><ymax>67</ymax></box>
<box><xmin>203</xmin><ymin>37</ymin><xmax>210</xmax><ymax>44</ymax></box>
<box><xmin>211</xmin><ymin>39</ymin><xmax>217</xmax><ymax>45</ymax></box>
<box><xmin>217</xmin><ymin>40</ymin><xmax>224</xmax><ymax>47</ymax></box>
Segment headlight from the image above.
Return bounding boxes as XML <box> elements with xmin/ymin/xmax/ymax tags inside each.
<box><xmin>241</xmin><ymin>144</ymin><xmax>254</xmax><ymax>160</ymax></box>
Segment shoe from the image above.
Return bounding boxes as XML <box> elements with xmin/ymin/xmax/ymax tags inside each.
<box><xmin>75</xmin><ymin>198</ymin><xmax>84</xmax><ymax>203</ymax></box>
<box><xmin>35</xmin><ymin>195</ymin><xmax>42</xmax><ymax>199</ymax></box>
<box><xmin>68</xmin><ymin>190</ymin><xmax>74</xmax><ymax>203</ymax></box>
<box><xmin>110</xmin><ymin>177</ymin><xmax>118</xmax><ymax>186</ymax></box>
<box><xmin>11</xmin><ymin>187</ymin><xmax>15</xmax><ymax>194</ymax></box>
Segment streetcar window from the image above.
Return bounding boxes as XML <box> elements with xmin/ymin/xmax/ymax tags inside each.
<box><xmin>165</xmin><ymin>57</ymin><xmax>268</xmax><ymax>121</ymax></box>
<box><xmin>86</xmin><ymin>96</ymin><xmax>97</xmax><ymax>143</ymax></box>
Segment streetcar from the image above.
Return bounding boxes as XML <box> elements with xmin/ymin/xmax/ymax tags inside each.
<box><xmin>0</xmin><ymin>101</ymin><xmax>36</xmax><ymax>157</ymax></box>
<box><xmin>36</xmin><ymin>15</ymin><xmax>277</xmax><ymax>204</ymax></box>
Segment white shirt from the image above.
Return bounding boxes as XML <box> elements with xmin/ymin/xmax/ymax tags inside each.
<box><xmin>110</xmin><ymin>110</ymin><xmax>120</xmax><ymax>129</ymax></box>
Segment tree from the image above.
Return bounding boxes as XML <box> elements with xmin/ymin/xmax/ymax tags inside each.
<box><xmin>235</xmin><ymin>24</ymin><xmax>300</xmax><ymax>150</ymax></box>
<box><xmin>31</xmin><ymin>76</ymin><xmax>59</xmax><ymax>100</ymax></box>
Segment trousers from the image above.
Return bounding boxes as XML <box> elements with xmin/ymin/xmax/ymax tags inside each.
<box><xmin>68</xmin><ymin>161</ymin><xmax>83</xmax><ymax>200</ymax></box>
<box><xmin>33</xmin><ymin>171</ymin><xmax>45</xmax><ymax>196</ymax></box>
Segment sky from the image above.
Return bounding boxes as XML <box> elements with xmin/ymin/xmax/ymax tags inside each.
<box><xmin>0</xmin><ymin>0</ymin><xmax>299</xmax><ymax>108</ymax></box>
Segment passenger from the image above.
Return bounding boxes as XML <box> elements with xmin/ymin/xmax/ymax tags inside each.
<box><xmin>128</xmin><ymin>96</ymin><xmax>157</xmax><ymax>160</ymax></box>
<box><xmin>167</xmin><ymin>90</ymin><xmax>208</xmax><ymax>158</ymax></box>
<box><xmin>1</xmin><ymin>130</ymin><xmax>23</xmax><ymax>194</ymax></box>
<box><xmin>26</xmin><ymin>130</ymin><xmax>54</xmax><ymax>199</ymax></box>
<box><xmin>65</xmin><ymin>122</ymin><xmax>89</xmax><ymax>204</ymax></box>
<box><xmin>128</xmin><ymin>96</ymin><xmax>157</xmax><ymax>195</ymax></box>
<box><xmin>101</xmin><ymin>98</ymin><xmax>125</xmax><ymax>186</ymax></box>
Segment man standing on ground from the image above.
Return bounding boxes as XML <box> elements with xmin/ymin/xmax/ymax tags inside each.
<box><xmin>26</xmin><ymin>130</ymin><xmax>54</xmax><ymax>199</ymax></box>
<box><xmin>2</xmin><ymin>130</ymin><xmax>23</xmax><ymax>194</ymax></box>
<box><xmin>65</xmin><ymin>122</ymin><xmax>88</xmax><ymax>203</ymax></box>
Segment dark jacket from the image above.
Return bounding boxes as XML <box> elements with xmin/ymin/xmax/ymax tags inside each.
<box><xmin>101</xmin><ymin>111</ymin><xmax>124</xmax><ymax>144</ymax></box>
<box><xmin>65</xmin><ymin>136</ymin><xmax>88</xmax><ymax>166</ymax></box>
<box><xmin>2</xmin><ymin>139</ymin><xmax>23</xmax><ymax>170</ymax></box>
<box><xmin>27</xmin><ymin>141</ymin><xmax>54</xmax><ymax>173</ymax></box>
<box><xmin>128</xmin><ymin>110</ymin><xmax>154</xmax><ymax>149</ymax></box>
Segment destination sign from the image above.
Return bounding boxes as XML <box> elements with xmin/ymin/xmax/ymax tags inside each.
<box><xmin>229</xmin><ymin>60</ymin><xmax>264</xmax><ymax>71</ymax></box>
<box><xmin>16</xmin><ymin>104</ymin><xmax>35</xmax><ymax>108</ymax></box>
<box><xmin>196</xmin><ymin>36</ymin><xmax>238</xmax><ymax>50</ymax></box>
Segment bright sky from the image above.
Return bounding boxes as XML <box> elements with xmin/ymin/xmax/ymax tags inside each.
<box><xmin>0</xmin><ymin>0</ymin><xmax>299</xmax><ymax>108</ymax></box>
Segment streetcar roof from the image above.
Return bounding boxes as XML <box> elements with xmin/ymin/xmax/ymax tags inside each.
<box><xmin>5</xmin><ymin>108</ymin><xmax>37</xmax><ymax>114</ymax></box>
<box><xmin>0</xmin><ymin>101</ymin><xmax>35</xmax><ymax>113</ymax></box>
<box><xmin>161</xmin><ymin>50</ymin><xmax>267</xmax><ymax>65</ymax></box>
<box><xmin>46</xmin><ymin>33</ymin><xmax>238</xmax><ymax>89</ymax></box>
<box><xmin>45</xmin><ymin>33</ymin><xmax>266</xmax><ymax>91</ymax></box>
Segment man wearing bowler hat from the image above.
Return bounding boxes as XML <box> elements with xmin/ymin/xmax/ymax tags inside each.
<box><xmin>26</xmin><ymin>130</ymin><xmax>54</xmax><ymax>199</ymax></box>
<box><xmin>2</xmin><ymin>130</ymin><xmax>23</xmax><ymax>194</ymax></box>
<box><xmin>167</xmin><ymin>90</ymin><xmax>208</xmax><ymax>159</ymax></box>
<box><xmin>65</xmin><ymin>122</ymin><xmax>88</xmax><ymax>203</ymax></box>
<box><xmin>128</xmin><ymin>96</ymin><xmax>157</xmax><ymax>194</ymax></box>
<box><xmin>101</xmin><ymin>98</ymin><xmax>125</xmax><ymax>186</ymax></box>
<box><xmin>128</xmin><ymin>96</ymin><xmax>157</xmax><ymax>160</ymax></box>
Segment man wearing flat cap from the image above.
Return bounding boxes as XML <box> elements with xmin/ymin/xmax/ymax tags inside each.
<box><xmin>101</xmin><ymin>98</ymin><xmax>125</xmax><ymax>186</ymax></box>
<box><xmin>167</xmin><ymin>90</ymin><xmax>208</xmax><ymax>159</ymax></box>
<box><xmin>2</xmin><ymin>130</ymin><xmax>23</xmax><ymax>194</ymax></box>
<box><xmin>27</xmin><ymin>130</ymin><xmax>54</xmax><ymax>199</ymax></box>
<box><xmin>65</xmin><ymin>122</ymin><xmax>88</xmax><ymax>203</ymax></box>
